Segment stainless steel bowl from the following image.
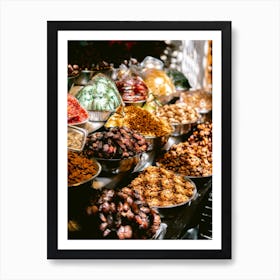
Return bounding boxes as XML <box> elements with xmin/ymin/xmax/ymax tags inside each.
<box><xmin>74</xmin><ymin>70</ymin><xmax>94</xmax><ymax>86</ymax></box>
<box><xmin>153</xmin><ymin>177</ymin><xmax>197</xmax><ymax>213</ymax></box>
<box><xmin>124</xmin><ymin>100</ymin><xmax>146</xmax><ymax>107</ymax></box>
<box><xmin>151</xmin><ymin>178</ymin><xmax>198</xmax><ymax>239</ymax></box>
<box><xmin>68</xmin><ymin>159</ymin><xmax>102</xmax><ymax>188</ymax></box>
<box><xmin>185</xmin><ymin>174</ymin><xmax>212</xmax><ymax>191</ymax></box>
<box><xmin>68</xmin><ymin>75</ymin><xmax>79</xmax><ymax>91</ymax></box>
<box><xmin>94</xmin><ymin>154</ymin><xmax>141</xmax><ymax>175</ymax></box>
<box><xmin>144</xmin><ymin>134</ymin><xmax>171</xmax><ymax>152</ymax></box>
<box><xmin>67</xmin><ymin>125</ymin><xmax>87</xmax><ymax>152</ymax></box>
<box><xmin>170</xmin><ymin>122</ymin><xmax>192</xmax><ymax>136</ymax></box>
<box><xmin>88</xmin><ymin>111</ymin><xmax>112</xmax><ymax>122</ymax></box>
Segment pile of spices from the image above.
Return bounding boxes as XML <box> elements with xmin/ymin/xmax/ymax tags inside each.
<box><xmin>105</xmin><ymin>106</ymin><xmax>173</xmax><ymax>137</ymax></box>
<box><xmin>68</xmin><ymin>151</ymin><xmax>99</xmax><ymax>186</ymax></box>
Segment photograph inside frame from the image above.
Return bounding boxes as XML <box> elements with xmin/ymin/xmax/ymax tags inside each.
<box><xmin>67</xmin><ymin>40</ymin><xmax>213</xmax><ymax>240</ymax></box>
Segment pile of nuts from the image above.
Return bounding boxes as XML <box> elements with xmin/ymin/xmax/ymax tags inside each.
<box><xmin>129</xmin><ymin>166</ymin><xmax>195</xmax><ymax>207</ymax></box>
<box><xmin>68</xmin><ymin>151</ymin><xmax>99</xmax><ymax>186</ymax></box>
<box><xmin>106</xmin><ymin>106</ymin><xmax>173</xmax><ymax>137</ymax></box>
<box><xmin>156</xmin><ymin>103</ymin><xmax>200</xmax><ymax>124</ymax></box>
<box><xmin>180</xmin><ymin>90</ymin><xmax>212</xmax><ymax>113</ymax></box>
<box><xmin>86</xmin><ymin>187</ymin><xmax>161</xmax><ymax>239</ymax></box>
<box><xmin>68</xmin><ymin>128</ymin><xmax>85</xmax><ymax>151</ymax></box>
<box><xmin>84</xmin><ymin>127</ymin><xmax>148</xmax><ymax>159</ymax></box>
<box><xmin>157</xmin><ymin>122</ymin><xmax>212</xmax><ymax>177</ymax></box>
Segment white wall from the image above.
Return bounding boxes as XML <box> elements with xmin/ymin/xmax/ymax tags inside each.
<box><xmin>0</xmin><ymin>0</ymin><xmax>279</xmax><ymax>280</ymax></box>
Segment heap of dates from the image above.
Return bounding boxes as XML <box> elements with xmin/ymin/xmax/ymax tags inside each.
<box><xmin>86</xmin><ymin>187</ymin><xmax>161</xmax><ymax>239</ymax></box>
<box><xmin>84</xmin><ymin>127</ymin><xmax>148</xmax><ymax>159</ymax></box>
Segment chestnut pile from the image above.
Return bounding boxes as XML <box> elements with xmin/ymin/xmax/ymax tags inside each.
<box><xmin>84</xmin><ymin>127</ymin><xmax>148</xmax><ymax>159</ymax></box>
<box><xmin>86</xmin><ymin>188</ymin><xmax>161</xmax><ymax>239</ymax></box>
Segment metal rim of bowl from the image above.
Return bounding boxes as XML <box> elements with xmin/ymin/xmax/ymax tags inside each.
<box><xmin>67</xmin><ymin>125</ymin><xmax>88</xmax><ymax>152</ymax></box>
<box><xmin>68</xmin><ymin>160</ymin><xmax>102</xmax><ymax>188</ymax></box>
<box><xmin>151</xmin><ymin>177</ymin><xmax>198</xmax><ymax>210</ymax></box>
<box><xmin>68</xmin><ymin>115</ymin><xmax>90</xmax><ymax>126</ymax></box>
<box><xmin>94</xmin><ymin>153</ymin><xmax>142</xmax><ymax>162</ymax></box>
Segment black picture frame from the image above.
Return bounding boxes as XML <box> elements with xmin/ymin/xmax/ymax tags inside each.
<box><xmin>47</xmin><ymin>21</ymin><xmax>231</xmax><ymax>259</ymax></box>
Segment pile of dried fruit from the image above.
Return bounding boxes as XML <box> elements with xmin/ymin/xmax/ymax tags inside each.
<box><xmin>84</xmin><ymin>127</ymin><xmax>148</xmax><ymax>159</ymax></box>
<box><xmin>105</xmin><ymin>106</ymin><xmax>173</xmax><ymax>137</ymax></box>
<box><xmin>116</xmin><ymin>75</ymin><xmax>148</xmax><ymax>102</ymax></box>
<box><xmin>129</xmin><ymin>166</ymin><xmax>195</xmax><ymax>207</ymax></box>
<box><xmin>86</xmin><ymin>187</ymin><xmax>161</xmax><ymax>239</ymax></box>
<box><xmin>157</xmin><ymin>122</ymin><xmax>212</xmax><ymax>177</ymax></box>
<box><xmin>68</xmin><ymin>151</ymin><xmax>99</xmax><ymax>186</ymax></box>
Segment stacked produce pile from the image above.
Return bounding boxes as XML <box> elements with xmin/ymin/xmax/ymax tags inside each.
<box><xmin>85</xmin><ymin>187</ymin><xmax>161</xmax><ymax>239</ymax></box>
<box><xmin>157</xmin><ymin>122</ymin><xmax>212</xmax><ymax>177</ymax></box>
<box><xmin>68</xmin><ymin>151</ymin><xmax>100</xmax><ymax>186</ymax></box>
<box><xmin>84</xmin><ymin>127</ymin><xmax>148</xmax><ymax>159</ymax></box>
<box><xmin>76</xmin><ymin>73</ymin><xmax>123</xmax><ymax>113</ymax></box>
<box><xmin>156</xmin><ymin>103</ymin><xmax>200</xmax><ymax>125</ymax></box>
<box><xmin>129</xmin><ymin>166</ymin><xmax>195</xmax><ymax>207</ymax></box>
<box><xmin>67</xmin><ymin>94</ymin><xmax>89</xmax><ymax>125</ymax></box>
<box><xmin>105</xmin><ymin>106</ymin><xmax>173</xmax><ymax>137</ymax></box>
<box><xmin>116</xmin><ymin>74</ymin><xmax>148</xmax><ymax>102</ymax></box>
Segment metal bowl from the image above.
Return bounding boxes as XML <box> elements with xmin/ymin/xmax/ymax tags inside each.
<box><xmin>88</xmin><ymin>111</ymin><xmax>112</xmax><ymax>122</ymax></box>
<box><xmin>67</xmin><ymin>125</ymin><xmax>87</xmax><ymax>152</ymax></box>
<box><xmin>68</xmin><ymin>74</ymin><xmax>79</xmax><ymax>91</ymax></box>
<box><xmin>153</xmin><ymin>177</ymin><xmax>198</xmax><ymax>214</ymax></box>
<box><xmin>94</xmin><ymin>154</ymin><xmax>141</xmax><ymax>175</ymax></box>
<box><xmin>74</xmin><ymin>70</ymin><xmax>94</xmax><ymax>86</ymax></box>
<box><xmin>68</xmin><ymin>159</ymin><xmax>102</xmax><ymax>188</ymax></box>
<box><xmin>144</xmin><ymin>134</ymin><xmax>171</xmax><ymax>152</ymax></box>
<box><xmin>124</xmin><ymin>100</ymin><xmax>146</xmax><ymax>107</ymax></box>
<box><xmin>185</xmin><ymin>174</ymin><xmax>212</xmax><ymax>191</ymax></box>
<box><xmin>151</xmin><ymin>178</ymin><xmax>198</xmax><ymax>239</ymax></box>
<box><xmin>170</xmin><ymin>122</ymin><xmax>192</xmax><ymax>136</ymax></box>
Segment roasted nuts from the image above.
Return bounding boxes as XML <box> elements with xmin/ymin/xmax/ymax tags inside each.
<box><xmin>84</xmin><ymin>127</ymin><xmax>148</xmax><ymax>159</ymax></box>
<box><xmin>157</xmin><ymin>122</ymin><xmax>212</xmax><ymax>177</ymax></box>
<box><xmin>86</xmin><ymin>188</ymin><xmax>161</xmax><ymax>239</ymax></box>
<box><xmin>129</xmin><ymin>166</ymin><xmax>195</xmax><ymax>207</ymax></box>
<box><xmin>156</xmin><ymin>103</ymin><xmax>200</xmax><ymax>124</ymax></box>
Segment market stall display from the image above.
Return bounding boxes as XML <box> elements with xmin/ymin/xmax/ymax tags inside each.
<box><xmin>67</xmin><ymin>41</ymin><xmax>213</xmax><ymax>240</ymax></box>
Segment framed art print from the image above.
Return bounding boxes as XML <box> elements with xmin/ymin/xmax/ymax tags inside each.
<box><xmin>47</xmin><ymin>21</ymin><xmax>231</xmax><ymax>259</ymax></box>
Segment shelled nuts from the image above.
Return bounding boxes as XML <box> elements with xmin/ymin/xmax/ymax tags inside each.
<box><xmin>157</xmin><ymin>122</ymin><xmax>212</xmax><ymax>177</ymax></box>
<box><xmin>156</xmin><ymin>103</ymin><xmax>200</xmax><ymax>124</ymax></box>
<box><xmin>129</xmin><ymin>166</ymin><xmax>195</xmax><ymax>207</ymax></box>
